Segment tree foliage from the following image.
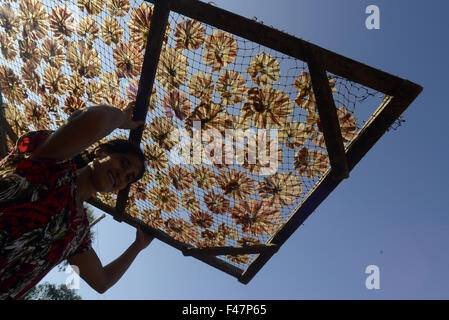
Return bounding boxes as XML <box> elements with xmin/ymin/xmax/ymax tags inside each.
<box><xmin>21</xmin><ymin>282</ymin><xmax>82</xmax><ymax>300</ymax></box>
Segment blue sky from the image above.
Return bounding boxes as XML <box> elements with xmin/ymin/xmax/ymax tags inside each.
<box><xmin>43</xmin><ymin>0</ymin><xmax>449</xmax><ymax>299</ymax></box>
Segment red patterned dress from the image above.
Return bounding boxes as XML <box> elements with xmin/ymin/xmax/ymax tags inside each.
<box><xmin>0</xmin><ymin>131</ymin><xmax>91</xmax><ymax>300</ymax></box>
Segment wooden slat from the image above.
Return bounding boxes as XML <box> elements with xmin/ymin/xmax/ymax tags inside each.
<box><xmin>308</xmin><ymin>50</ymin><xmax>349</xmax><ymax>180</ymax></box>
<box><xmin>115</xmin><ymin>0</ymin><xmax>172</xmax><ymax>217</ymax></box>
<box><xmin>86</xmin><ymin>198</ymin><xmax>118</xmax><ymax>217</ymax></box>
<box><xmin>182</xmin><ymin>244</ymin><xmax>279</xmax><ymax>257</ymax></box>
<box><xmin>238</xmin><ymin>80</ymin><xmax>423</xmax><ymax>284</ymax></box>
<box><xmin>146</xmin><ymin>0</ymin><xmax>405</xmax><ymax>96</ymax></box>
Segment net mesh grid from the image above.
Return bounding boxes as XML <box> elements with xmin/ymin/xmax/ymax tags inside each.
<box><xmin>0</xmin><ymin>0</ymin><xmax>389</xmax><ymax>270</ymax></box>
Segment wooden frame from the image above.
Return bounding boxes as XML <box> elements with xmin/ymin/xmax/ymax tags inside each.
<box><xmin>182</xmin><ymin>244</ymin><xmax>280</xmax><ymax>257</ymax></box>
<box><xmin>0</xmin><ymin>0</ymin><xmax>422</xmax><ymax>284</ymax></box>
<box><xmin>133</xmin><ymin>0</ymin><xmax>421</xmax><ymax>284</ymax></box>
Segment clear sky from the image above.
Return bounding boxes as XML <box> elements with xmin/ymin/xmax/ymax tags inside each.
<box><xmin>43</xmin><ymin>0</ymin><xmax>449</xmax><ymax>299</ymax></box>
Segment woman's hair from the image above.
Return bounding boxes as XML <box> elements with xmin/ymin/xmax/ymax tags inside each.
<box><xmin>74</xmin><ymin>139</ymin><xmax>146</xmax><ymax>184</ymax></box>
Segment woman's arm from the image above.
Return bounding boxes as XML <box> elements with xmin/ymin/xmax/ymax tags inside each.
<box><xmin>68</xmin><ymin>227</ymin><xmax>153</xmax><ymax>294</ymax></box>
<box><xmin>31</xmin><ymin>103</ymin><xmax>143</xmax><ymax>161</ymax></box>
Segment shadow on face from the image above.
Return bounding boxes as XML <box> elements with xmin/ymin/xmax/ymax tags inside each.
<box><xmin>91</xmin><ymin>149</ymin><xmax>144</xmax><ymax>193</ymax></box>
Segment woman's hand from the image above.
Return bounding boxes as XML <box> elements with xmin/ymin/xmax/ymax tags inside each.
<box><xmin>69</xmin><ymin>227</ymin><xmax>155</xmax><ymax>294</ymax></box>
<box><xmin>134</xmin><ymin>227</ymin><xmax>154</xmax><ymax>251</ymax></box>
<box><xmin>119</xmin><ymin>101</ymin><xmax>145</xmax><ymax>130</ymax></box>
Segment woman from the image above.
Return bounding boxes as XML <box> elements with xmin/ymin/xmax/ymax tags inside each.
<box><xmin>0</xmin><ymin>103</ymin><xmax>153</xmax><ymax>299</ymax></box>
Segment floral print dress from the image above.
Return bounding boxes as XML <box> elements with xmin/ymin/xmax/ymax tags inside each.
<box><xmin>0</xmin><ymin>131</ymin><xmax>91</xmax><ymax>300</ymax></box>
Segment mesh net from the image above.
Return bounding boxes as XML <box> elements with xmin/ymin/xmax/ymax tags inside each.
<box><xmin>0</xmin><ymin>0</ymin><xmax>389</xmax><ymax>270</ymax></box>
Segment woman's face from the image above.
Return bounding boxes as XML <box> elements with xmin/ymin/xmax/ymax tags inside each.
<box><xmin>89</xmin><ymin>151</ymin><xmax>143</xmax><ymax>193</ymax></box>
